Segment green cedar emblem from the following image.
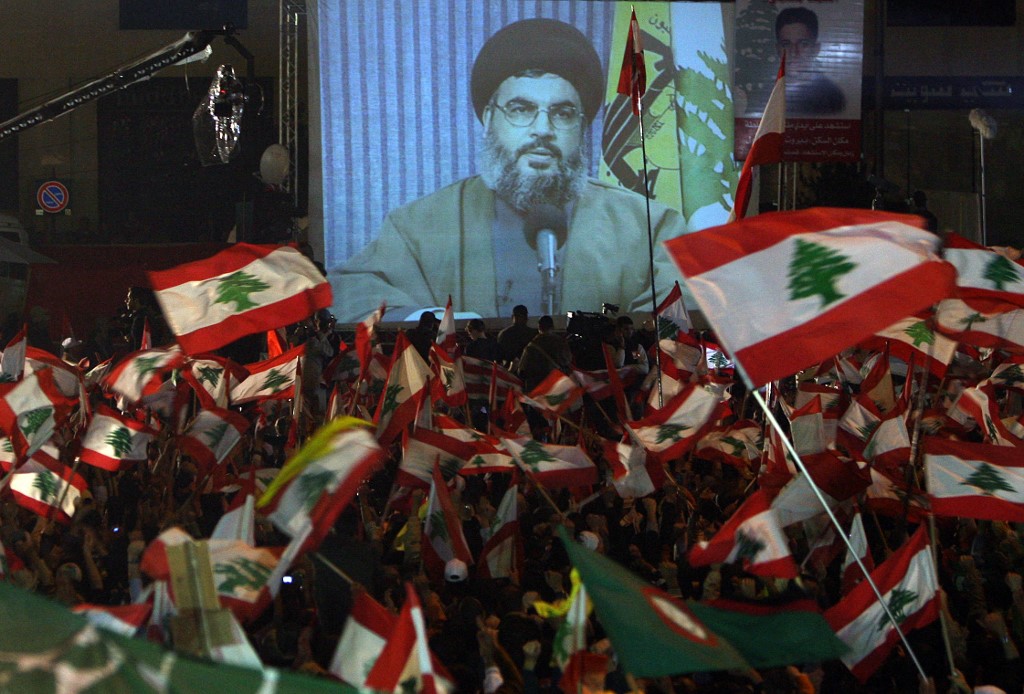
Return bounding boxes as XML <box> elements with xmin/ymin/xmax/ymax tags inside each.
<box><xmin>544</xmin><ymin>391</ymin><xmax>569</xmax><ymax>407</ymax></box>
<box><xmin>297</xmin><ymin>468</ymin><xmax>335</xmax><ymax>513</ymax></box>
<box><xmin>470</xmin><ymin>455</ymin><xmax>488</xmax><ymax>468</ymax></box>
<box><xmin>1</xmin><ymin>438</ymin><xmax>12</xmax><ymax>453</ymax></box>
<box><xmin>658</xmin><ymin>316</ymin><xmax>680</xmax><ymax>341</ymax></box>
<box><xmin>32</xmin><ymin>470</ymin><xmax>60</xmax><ymax>504</ymax></box>
<box><xmin>709</xmin><ymin>351</ymin><xmax>730</xmax><ymax>369</ymax></box>
<box><xmin>960</xmin><ymin>312</ymin><xmax>987</xmax><ymax>330</ymax></box>
<box><xmin>427</xmin><ymin>510</ymin><xmax>449</xmax><ymax>542</ymax></box>
<box><xmin>104</xmin><ymin>426</ymin><xmax>135</xmax><ymax>458</ymax></box>
<box><xmin>215</xmin><ymin>557</ymin><xmax>273</xmax><ymax>594</ymax></box>
<box><xmin>0</xmin><ymin>373</ymin><xmax>14</xmax><ymax>383</ymax></box>
<box><xmin>983</xmin><ymin>254</ymin><xmax>1022</xmax><ymax>291</ymax></box>
<box><xmin>440</xmin><ymin>457</ymin><xmax>462</xmax><ymax>481</ymax></box>
<box><xmin>18</xmin><ymin>406</ymin><xmax>53</xmax><ymax>439</ymax></box>
<box><xmin>518</xmin><ymin>440</ymin><xmax>555</xmax><ymax>469</ymax></box>
<box><xmin>734</xmin><ymin>529</ymin><xmax>765</xmax><ymax>562</ymax></box>
<box><xmin>261</xmin><ymin>368</ymin><xmax>291</xmax><ymax>394</ymax></box>
<box><xmin>962</xmin><ymin>462</ymin><xmax>1015</xmax><ymax>497</ymax></box>
<box><xmin>196</xmin><ymin>365</ymin><xmax>222</xmax><ymax>388</ymax></box>
<box><xmin>380</xmin><ymin>383</ymin><xmax>403</xmax><ymax>417</ymax></box>
<box><xmin>787</xmin><ymin>239</ymin><xmax>856</xmax><ymax>308</ymax></box>
<box><xmin>655</xmin><ymin>423</ymin><xmax>690</xmax><ymax>444</ymax></box>
<box><xmin>201</xmin><ymin>421</ymin><xmax>230</xmax><ymax>449</ymax></box>
<box><xmin>213</xmin><ymin>271</ymin><xmax>270</xmax><ymax>311</ymax></box>
<box><xmin>856</xmin><ymin>420</ymin><xmax>880</xmax><ymax>441</ymax></box>
<box><xmin>877</xmin><ymin>587</ymin><xmax>917</xmax><ymax>632</ymax></box>
<box><xmin>720</xmin><ymin>436</ymin><xmax>747</xmax><ymax>457</ymax></box>
<box><xmin>903</xmin><ymin>321</ymin><xmax>935</xmax><ymax>348</ymax></box>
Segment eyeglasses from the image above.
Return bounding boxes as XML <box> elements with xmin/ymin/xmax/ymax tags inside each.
<box><xmin>491</xmin><ymin>99</ymin><xmax>582</xmax><ymax>130</ymax></box>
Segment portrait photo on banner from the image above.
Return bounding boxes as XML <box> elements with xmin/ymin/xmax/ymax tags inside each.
<box><xmin>318</xmin><ymin>1</ymin><xmax>740</xmax><ymax>323</ymax></box>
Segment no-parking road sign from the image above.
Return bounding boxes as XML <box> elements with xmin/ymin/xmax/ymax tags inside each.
<box><xmin>36</xmin><ymin>180</ymin><xmax>69</xmax><ymax>214</ymax></box>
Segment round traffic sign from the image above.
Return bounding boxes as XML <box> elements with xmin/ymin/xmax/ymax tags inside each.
<box><xmin>37</xmin><ymin>180</ymin><xmax>69</xmax><ymax>214</ymax></box>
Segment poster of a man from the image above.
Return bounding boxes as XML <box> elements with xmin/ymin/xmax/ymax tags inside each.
<box><xmin>776</xmin><ymin>7</ymin><xmax>846</xmax><ymax>116</ymax></box>
<box><xmin>329</xmin><ymin>18</ymin><xmax>688</xmax><ymax>323</ymax></box>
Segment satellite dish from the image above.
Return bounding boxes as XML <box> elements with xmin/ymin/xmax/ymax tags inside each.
<box><xmin>259</xmin><ymin>144</ymin><xmax>290</xmax><ymax>186</ymax></box>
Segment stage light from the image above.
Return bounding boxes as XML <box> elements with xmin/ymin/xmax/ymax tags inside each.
<box><xmin>193</xmin><ymin>64</ymin><xmax>247</xmax><ymax>166</ymax></box>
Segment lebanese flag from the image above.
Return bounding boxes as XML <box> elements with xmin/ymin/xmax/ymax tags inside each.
<box><xmin>654</xmin><ymin>282</ymin><xmax>690</xmax><ymax>339</ymax></box>
<box><xmin>785</xmin><ymin>395</ymin><xmax>827</xmax><ymax>456</ymax></box>
<box><xmin>462</xmin><ymin>356</ymin><xmax>522</xmax><ymax>403</ymax></box>
<box><xmin>183</xmin><ymin>355</ymin><xmax>246</xmax><ymax>409</ymax></box>
<box><xmin>624</xmin><ymin>383</ymin><xmax>723</xmax><ymax>462</ymax></box>
<box><xmin>399</xmin><ymin>427</ymin><xmax>477</xmax><ymax>488</ymax></box>
<box><xmin>666</xmin><ymin>209</ymin><xmax>956</xmax><ymax>387</ymax></box>
<box><xmin>519</xmin><ymin>370</ymin><xmax>584</xmax><ymax>417</ymax></box>
<box><xmin>642</xmin><ymin>335</ymin><xmax>706</xmax><ymax>407</ymax></box>
<box><xmin>230</xmin><ymin>344</ymin><xmax>304</xmax><ymax>404</ymax></box>
<box><xmin>422</xmin><ymin>460</ymin><xmax>474</xmax><ymax>584</ymax></box>
<box><xmin>330</xmin><ymin>590</ymin><xmax>396</xmax><ymax>686</ymax></box>
<box><xmin>433</xmin><ymin>415</ymin><xmax>516</xmax><ymax>473</ymax></box>
<box><xmin>696</xmin><ymin>420</ymin><xmax>762</xmax><ymax>471</ymax></box>
<box><xmin>825</xmin><ymin>525</ymin><xmax>940</xmax><ymax>682</ymax></box>
<box><xmin>25</xmin><ymin>347</ymin><xmax>84</xmax><ymax>399</ymax></box>
<box><xmin>375</xmin><ymin>332</ymin><xmax>432</xmax><ymax>445</ymax></box>
<box><xmin>435</xmin><ymin>295</ymin><xmax>458</xmax><ymax>356</ymax></box>
<box><xmin>365</xmin><ymin>583</ymin><xmax>449</xmax><ymax>694</ymax></box>
<box><xmin>78</xmin><ymin>404</ymin><xmax>158</xmax><ymax>471</ymax></box>
<box><xmin>0</xmin><ymin>436</ymin><xmax>14</xmax><ymax>471</ymax></box>
<box><xmin>0</xmin><ymin>326</ymin><xmax>25</xmax><ymax>382</ymax></box>
<box><xmin>502</xmin><ymin>438</ymin><xmax>599</xmax><ymax>489</ymax></box>
<box><xmin>863</xmin><ymin>313</ymin><xmax>957</xmax><ymax>378</ymax></box>
<box><xmin>768</xmin><ymin>450</ymin><xmax>871</xmax><ymax>527</ymax></box>
<box><xmin>72</xmin><ymin>603</ymin><xmax>152</xmax><ymax>637</ymax></box>
<box><xmin>837</xmin><ymin>397</ymin><xmax>883</xmax><ymax>459</ymax></box>
<box><xmin>945</xmin><ymin>233</ymin><xmax>1024</xmax><ymax>308</ymax></box>
<box><xmin>477</xmin><ymin>483</ymin><xmax>523</xmax><ymax>580</ymax></box>
<box><xmin>604</xmin><ymin>438</ymin><xmax>664</xmax><ymax>499</ymax></box>
<box><xmin>947</xmin><ymin>384</ymin><xmax>1021</xmax><ymax>446</ymax></box>
<box><xmin>858</xmin><ymin>350</ymin><xmax>896</xmax><ymax>415</ymax></box>
<box><xmin>356</xmin><ymin>301</ymin><xmax>386</xmax><ymax>380</ymax></box>
<box><xmin>429</xmin><ymin>344</ymin><xmax>467</xmax><ymax>407</ymax></box>
<box><xmin>102</xmin><ymin>345</ymin><xmax>185</xmax><ymax>404</ymax></box>
<box><xmin>178</xmin><ymin>406</ymin><xmax>250</xmax><ymax>471</ymax></box>
<box><xmin>8</xmin><ymin>456</ymin><xmax>88</xmax><ymax>524</ymax></box>
<box><xmin>865</xmin><ymin>467</ymin><xmax>929</xmax><ymax>521</ymax></box>
<box><xmin>0</xmin><ymin>368</ymin><xmax>75</xmax><ymax>461</ymax></box>
<box><xmin>986</xmin><ymin>355</ymin><xmax>1024</xmax><ymax>391</ymax></box>
<box><xmin>862</xmin><ymin>405</ymin><xmax>912</xmax><ymax>475</ymax></box>
<box><xmin>212</xmin><ymin>494</ymin><xmax>256</xmax><ymax>545</ymax></box>
<box><xmin>258</xmin><ymin>419</ymin><xmax>385</xmax><ymax>552</ymax></box>
<box><xmin>688</xmin><ymin>489</ymin><xmax>798</xmax><ymax>578</ymax></box>
<box><xmin>935</xmin><ymin>298</ymin><xmax>1024</xmax><ymax>353</ymax></box>
<box><xmin>148</xmin><ymin>243</ymin><xmax>332</xmax><ymax>355</ymax></box>
<box><xmin>729</xmin><ymin>56</ymin><xmax>785</xmax><ymax>223</ymax></box>
<box><xmin>925</xmin><ymin>437</ymin><xmax>1024</xmax><ymax>522</ymax></box>
<box><xmin>616</xmin><ymin>8</ymin><xmax>646</xmax><ymax>116</ymax></box>
<box><xmin>841</xmin><ymin>511</ymin><xmax>875</xmax><ymax>594</ymax></box>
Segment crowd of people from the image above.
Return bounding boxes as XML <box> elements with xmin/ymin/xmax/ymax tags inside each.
<box><xmin>1</xmin><ymin>285</ymin><xmax>1023</xmax><ymax>694</ymax></box>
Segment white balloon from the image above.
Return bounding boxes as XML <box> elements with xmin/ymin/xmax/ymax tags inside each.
<box><xmin>259</xmin><ymin>144</ymin><xmax>290</xmax><ymax>185</ymax></box>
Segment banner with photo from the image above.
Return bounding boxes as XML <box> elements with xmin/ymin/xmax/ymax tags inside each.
<box><xmin>733</xmin><ymin>0</ymin><xmax>864</xmax><ymax>162</ymax></box>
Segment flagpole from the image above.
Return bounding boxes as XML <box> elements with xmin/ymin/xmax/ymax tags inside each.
<box><xmin>635</xmin><ymin>71</ymin><xmax>662</xmax><ymax>410</ymax></box>
<box><xmin>732</xmin><ymin>357</ymin><xmax>930</xmax><ymax>683</ymax></box>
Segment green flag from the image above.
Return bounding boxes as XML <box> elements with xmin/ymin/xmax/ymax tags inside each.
<box><xmin>558</xmin><ymin>527</ymin><xmax>748</xmax><ymax>676</ymax></box>
<box><xmin>687</xmin><ymin>598</ymin><xmax>848</xmax><ymax>668</ymax></box>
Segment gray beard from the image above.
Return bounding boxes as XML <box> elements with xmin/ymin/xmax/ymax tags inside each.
<box><xmin>478</xmin><ymin>130</ymin><xmax>587</xmax><ymax>213</ymax></box>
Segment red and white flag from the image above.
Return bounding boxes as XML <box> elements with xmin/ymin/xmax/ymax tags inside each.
<box><xmin>864</xmin><ymin>313</ymin><xmax>957</xmax><ymax>378</ymax></box>
<box><xmin>477</xmin><ymin>483</ymin><xmax>523</xmax><ymax>580</ymax></box>
<box><xmin>178</xmin><ymin>406</ymin><xmax>250</xmax><ymax>471</ymax></box>
<box><xmin>0</xmin><ymin>326</ymin><xmax>26</xmax><ymax>382</ymax></box>
<box><xmin>947</xmin><ymin>384</ymin><xmax>1021</xmax><ymax>447</ymax></box>
<box><xmin>148</xmin><ymin>243</ymin><xmax>332</xmax><ymax>355</ymax></box>
<box><xmin>230</xmin><ymin>344</ymin><xmax>304</xmax><ymax>404</ymax></box>
<box><xmin>9</xmin><ymin>454</ymin><xmax>88</xmax><ymax>524</ymax></box>
<box><xmin>935</xmin><ymin>298</ymin><xmax>1024</xmax><ymax>353</ymax></box>
<box><xmin>785</xmin><ymin>395</ymin><xmax>827</xmax><ymax>456</ymax></box>
<box><xmin>502</xmin><ymin>438</ymin><xmax>599</xmax><ymax>489</ymax></box>
<box><xmin>0</xmin><ymin>368</ymin><xmax>75</xmax><ymax>461</ymax></box>
<box><xmin>925</xmin><ymin>437</ymin><xmax>1024</xmax><ymax>522</ymax></box>
<box><xmin>330</xmin><ymin>590</ymin><xmax>396</xmax><ymax>686</ymax></box>
<box><xmin>365</xmin><ymin>583</ymin><xmax>449</xmax><ymax>694</ymax></box>
<box><xmin>422</xmin><ymin>460</ymin><xmax>474</xmax><ymax>584</ymax></box>
<box><xmin>356</xmin><ymin>302</ymin><xmax>386</xmax><ymax>382</ymax></box>
<box><xmin>825</xmin><ymin>526</ymin><xmax>939</xmax><ymax>682</ymax></box>
<box><xmin>616</xmin><ymin>8</ymin><xmax>646</xmax><ymax>116</ymax></box>
<box><xmin>654</xmin><ymin>282</ymin><xmax>690</xmax><ymax>339</ymax></box>
<box><xmin>519</xmin><ymin>370</ymin><xmax>584</xmax><ymax>417</ymax></box>
<box><xmin>841</xmin><ymin>511</ymin><xmax>875</xmax><ymax>594</ymax></box>
<box><xmin>666</xmin><ymin>209</ymin><xmax>956</xmax><ymax>387</ymax></box>
<box><xmin>604</xmin><ymin>438</ymin><xmax>664</xmax><ymax>499</ymax></box>
<box><xmin>729</xmin><ymin>55</ymin><xmax>785</xmax><ymax>223</ymax></box>
<box><xmin>435</xmin><ymin>295</ymin><xmax>458</xmax><ymax>356</ymax></box>
<box><xmin>696</xmin><ymin>420</ymin><xmax>763</xmax><ymax>471</ymax></box>
<box><xmin>375</xmin><ymin>332</ymin><xmax>432</xmax><ymax>445</ymax></box>
<box><xmin>399</xmin><ymin>427</ymin><xmax>477</xmax><ymax>488</ymax></box>
<box><xmin>183</xmin><ymin>355</ymin><xmax>246</xmax><ymax>409</ymax></box>
<box><xmin>79</xmin><ymin>404</ymin><xmax>158</xmax><ymax>471</ymax></box>
<box><xmin>688</xmin><ymin>489</ymin><xmax>798</xmax><ymax>578</ymax></box>
<box><xmin>625</xmin><ymin>383</ymin><xmax>723</xmax><ymax>462</ymax></box>
<box><xmin>103</xmin><ymin>346</ymin><xmax>185</xmax><ymax>404</ymax></box>
<box><xmin>25</xmin><ymin>346</ymin><xmax>83</xmax><ymax>399</ymax></box>
<box><xmin>429</xmin><ymin>344</ymin><xmax>467</xmax><ymax>407</ymax></box>
<box><xmin>72</xmin><ymin>603</ymin><xmax>152</xmax><ymax>637</ymax></box>
<box><xmin>945</xmin><ymin>233</ymin><xmax>1024</xmax><ymax>308</ymax></box>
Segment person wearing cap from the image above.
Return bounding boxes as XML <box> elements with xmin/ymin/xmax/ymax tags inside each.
<box><xmin>331</xmin><ymin>17</ymin><xmax>687</xmax><ymax>323</ymax></box>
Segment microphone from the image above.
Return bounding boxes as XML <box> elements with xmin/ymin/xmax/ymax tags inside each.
<box><xmin>524</xmin><ymin>205</ymin><xmax>567</xmax><ymax>315</ymax></box>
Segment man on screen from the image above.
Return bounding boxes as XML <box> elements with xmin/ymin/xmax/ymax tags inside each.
<box><xmin>775</xmin><ymin>7</ymin><xmax>846</xmax><ymax>116</ymax></box>
<box><xmin>330</xmin><ymin>18</ymin><xmax>688</xmax><ymax>323</ymax></box>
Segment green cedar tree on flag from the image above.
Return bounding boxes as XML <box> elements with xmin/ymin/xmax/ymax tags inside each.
<box><xmin>183</xmin><ymin>355</ymin><xmax>247</xmax><ymax>409</ymax></box>
<box><xmin>925</xmin><ymin>437</ymin><xmax>1024</xmax><ymax>522</ymax></box>
<box><xmin>178</xmin><ymin>406</ymin><xmax>250</xmax><ymax>471</ymax></box>
<box><xmin>79</xmin><ymin>403</ymin><xmax>158</xmax><ymax>471</ymax></box>
<box><xmin>986</xmin><ymin>355</ymin><xmax>1024</xmax><ymax>391</ymax></box>
<box><xmin>654</xmin><ymin>282</ymin><xmax>691</xmax><ymax>339</ymax></box>
<box><xmin>945</xmin><ymin>233</ymin><xmax>1024</xmax><ymax>307</ymax></box>
<box><xmin>102</xmin><ymin>345</ymin><xmax>185</xmax><ymax>404</ymax></box>
<box><xmin>862</xmin><ymin>313</ymin><xmax>958</xmax><ymax>378</ymax></box>
<box><xmin>557</xmin><ymin>526</ymin><xmax>749</xmax><ymax>676</ymax></box>
<box><xmin>696</xmin><ymin>420</ymin><xmax>763</xmax><ymax>471</ymax></box>
<box><xmin>429</xmin><ymin>343</ymin><xmax>467</xmax><ymax>407</ymax></box>
<box><xmin>947</xmin><ymin>384</ymin><xmax>1021</xmax><ymax>446</ymax></box>
<box><xmin>0</xmin><ymin>368</ymin><xmax>74</xmax><ymax>462</ymax></box>
<box><xmin>502</xmin><ymin>437</ymin><xmax>599</xmax><ymax>489</ymax></box>
<box><xmin>825</xmin><ymin>525</ymin><xmax>939</xmax><ymax>682</ymax></box>
<box><xmin>422</xmin><ymin>459</ymin><xmax>474</xmax><ymax>585</ymax></box>
<box><xmin>433</xmin><ymin>414</ymin><xmax>516</xmax><ymax>473</ymax></box>
<box><xmin>8</xmin><ymin>447</ymin><xmax>88</xmax><ymax>524</ymax></box>
<box><xmin>519</xmin><ymin>369</ymin><xmax>584</xmax><ymax>417</ymax></box>
<box><xmin>229</xmin><ymin>344</ymin><xmax>304</xmax><ymax>404</ymax></box>
<box><xmin>616</xmin><ymin>8</ymin><xmax>646</xmax><ymax>116</ymax></box>
<box><xmin>364</xmin><ymin>582</ymin><xmax>449</xmax><ymax>694</ymax></box>
<box><xmin>624</xmin><ymin>382</ymin><xmax>724</xmax><ymax>462</ymax></box>
<box><xmin>665</xmin><ymin>208</ymin><xmax>956</xmax><ymax>387</ymax></box>
<box><xmin>688</xmin><ymin>489</ymin><xmax>799</xmax><ymax>578</ymax></box>
<box><xmin>375</xmin><ymin>331</ymin><xmax>432</xmax><ymax>445</ymax></box>
<box><xmin>257</xmin><ymin>417</ymin><xmax>385</xmax><ymax>552</ymax></box>
<box><xmin>398</xmin><ymin>427</ymin><xmax>476</xmax><ymax>488</ymax></box>
<box><xmin>934</xmin><ymin>297</ymin><xmax>1024</xmax><ymax>352</ymax></box>
<box><xmin>148</xmin><ymin>243</ymin><xmax>332</xmax><ymax>355</ymax></box>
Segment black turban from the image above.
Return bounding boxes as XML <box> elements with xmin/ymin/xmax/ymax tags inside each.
<box><xmin>470</xmin><ymin>18</ymin><xmax>605</xmax><ymax>123</ymax></box>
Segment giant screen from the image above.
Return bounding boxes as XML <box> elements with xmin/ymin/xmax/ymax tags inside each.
<box><xmin>316</xmin><ymin>1</ymin><xmax>741</xmax><ymax>323</ymax></box>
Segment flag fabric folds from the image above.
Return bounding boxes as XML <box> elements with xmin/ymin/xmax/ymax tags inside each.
<box><xmin>624</xmin><ymin>383</ymin><xmax>723</xmax><ymax>462</ymax></box>
<box><xmin>148</xmin><ymin>243</ymin><xmax>332</xmax><ymax>355</ymax></box>
<box><xmin>230</xmin><ymin>345</ymin><xmax>304</xmax><ymax>404</ymax></box>
<box><xmin>729</xmin><ymin>56</ymin><xmax>785</xmax><ymax>223</ymax></box>
<box><xmin>925</xmin><ymin>437</ymin><xmax>1024</xmax><ymax>522</ymax></box>
<box><xmin>79</xmin><ymin>404</ymin><xmax>158</xmax><ymax>471</ymax></box>
<box><xmin>665</xmin><ymin>208</ymin><xmax>956</xmax><ymax>387</ymax></box>
<box><xmin>0</xmin><ymin>368</ymin><xmax>75</xmax><ymax>461</ymax></box>
<box><xmin>616</xmin><ymin>9</ymin><xmax>646</xmax><ymax>116</ymax></box>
